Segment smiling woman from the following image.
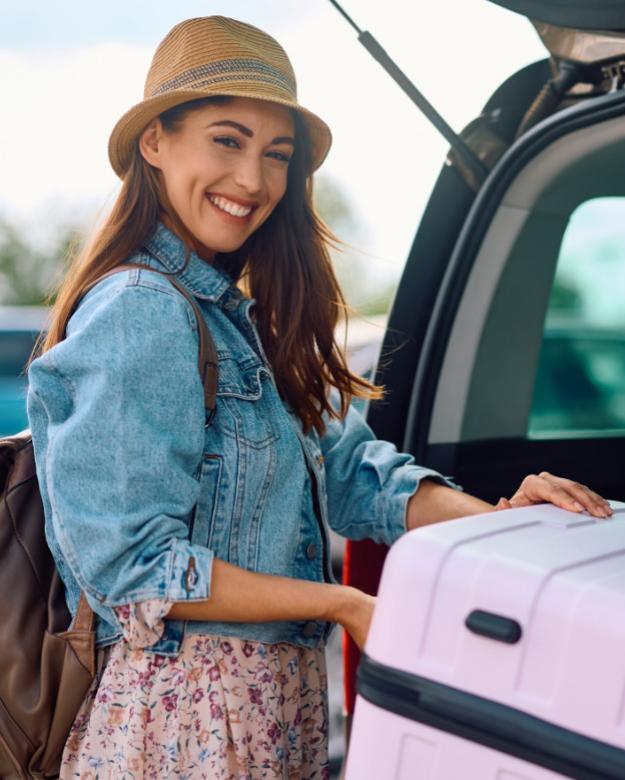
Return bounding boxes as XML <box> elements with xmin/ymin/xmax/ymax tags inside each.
<box><xmin>27</xmin><ymin>16</ymin><xmax>391</xmax><ymax>778</ymax></box>
<box><xmin>41</xmin><ymin>50</ymin><xmax>379</xmax><ymax>435</ymax></box>
<box><xmin>22</xmin><ymin>13</ymin><xmax>612</xmax><ymax>780</ymax></box>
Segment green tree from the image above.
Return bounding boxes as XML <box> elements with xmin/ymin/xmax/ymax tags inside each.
<box><xmin>313</xmin><ymin>176</ymin><xmax>394</xmax><ymax>316</ymax></box>
<box><xmin>0</xmin><ymin>218</ymin><xmax>79</xmax><ymax>305</ymax></box>
<box><xmin>550</xmin><ymin>276</ymin><xmax>583</xmax><ymax>313</ymax></box>
<box><xmin>1</xmin><ymin>180</ymin><xmax>396</xmax><ymax>315</ymax></box>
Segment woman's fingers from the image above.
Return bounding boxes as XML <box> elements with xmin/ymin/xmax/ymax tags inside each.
<box><xmin>508</xmin><ymin>472</ymin><xmax>612</xmax><ymax>518</ymax></box>
<box><xmin>538</xmin><ymin>472</ymin><xmax>612</xmax><ymax>517</ymax></box>
<box><xmin>545</xmin><ymin>476</ymin><xmax>610</xmax><ymax>517</ymax></box>
<box><xmin>509</xmin><ymin>476</ymin><xmax>580</xmax><ymax>511</ymax></box>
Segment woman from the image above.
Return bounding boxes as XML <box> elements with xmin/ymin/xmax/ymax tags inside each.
<box><xmin>27</xmin><ymin>16</ymin><xmax>611</xmax><ymax>779</ymax></box>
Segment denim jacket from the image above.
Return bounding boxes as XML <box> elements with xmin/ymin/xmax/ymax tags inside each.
<box><xmin>27</xmin><ymin>223</ymin><xmax>451</xmax><ymax>655</ymax></box>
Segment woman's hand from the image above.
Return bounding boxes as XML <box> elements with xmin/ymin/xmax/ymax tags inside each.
<box><xmin>495</xmin><ymin>472</ymin><xmax>612</xmax><ymax>518</ymax></box>
<box><xmin>334</xmin><ymin>587</ymin><xmax>377</xmax><ymax>650</ymax></box>
<box><xmin>406</xmin><ymin>476</ymin><xmax>613</xmax><ymax>532</ymax></box>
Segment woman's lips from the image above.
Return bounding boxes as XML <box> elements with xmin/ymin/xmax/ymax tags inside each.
<box><xmin>206</xmin><ymin>193</ymin><xmax>258</xmax><ymax>222</ymax></box>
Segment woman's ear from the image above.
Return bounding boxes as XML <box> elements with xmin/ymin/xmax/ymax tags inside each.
<box><xmin>139</xmin><ymin>118</ymin><xmax>164</xmax><ymax>168</ymax></box>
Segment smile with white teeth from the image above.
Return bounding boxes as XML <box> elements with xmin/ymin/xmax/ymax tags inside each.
<box><xmin>208</xmin><ymin>194</ymin><xmax>254</xmax><ymax>218</ymax></box>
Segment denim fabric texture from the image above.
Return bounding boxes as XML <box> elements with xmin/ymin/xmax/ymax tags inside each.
<box><xmin>27</xmin><ymin>223</ymin><xmax>453</xmax><ymax>655</ymax></box>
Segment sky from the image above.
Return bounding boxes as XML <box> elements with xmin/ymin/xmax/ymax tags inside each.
<box><xmin>0</xmin><ymin>0</ymin><xmax>546</xmax><ymax>288</ymax></box>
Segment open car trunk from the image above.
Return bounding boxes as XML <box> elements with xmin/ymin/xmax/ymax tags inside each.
<box><xmin>488</xmin><ymin>0</ymin><xmax>625</xmax><ymax>30</ymax></box>
<box><xmin>342</xmin><ymin>0</ymin><xmax>625</xmax><ymax>738</ymax></box>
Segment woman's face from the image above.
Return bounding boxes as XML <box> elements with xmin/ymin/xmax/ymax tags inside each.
<box><xmin>140</xmin><ymin>97</ymin><xmax>294</xmax><ymax>261</ymax></box>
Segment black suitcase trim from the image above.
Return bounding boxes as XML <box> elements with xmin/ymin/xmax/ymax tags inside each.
<box><xmin>358</xmin><ymin>653</ymin><xmax>625</xmax><ymax>780</ymax></box>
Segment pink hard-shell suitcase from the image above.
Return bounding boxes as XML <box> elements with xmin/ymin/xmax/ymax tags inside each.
<box><xmin>344</xmin><ymin>503</ymin><xmax>625</xmax><ymax>780</ymax></box>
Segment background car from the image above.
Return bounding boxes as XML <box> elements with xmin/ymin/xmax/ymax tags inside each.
<box><xmin>0</xmin><ymin>307</ymin><xmax>47</xmax><ymax>437</ymax></box>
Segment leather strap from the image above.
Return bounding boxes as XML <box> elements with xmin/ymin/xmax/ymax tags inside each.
<box><xmin>72</xmin><ymin>592</ymin><xmax>95</xmax><ymax>633</ymax></box>
<box><xmin>68</xmin><ymin>262</ymin><xmax>220</xmax><ymax>631</ymax></box>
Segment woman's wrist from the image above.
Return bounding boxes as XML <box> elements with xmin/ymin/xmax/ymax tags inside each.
<box><xmin>324</xmin><ymin>584</ymin><xmax>363</xmax><ymax>626</ymax></box>
<box><xmin>406</xmin><ymin>479</ymin><xmax>494</xmax><ymax>531</ymax></box>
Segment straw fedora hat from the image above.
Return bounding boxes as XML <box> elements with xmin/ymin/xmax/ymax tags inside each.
<box><xmin>108</xmin><ymin>16</ymin><xmax>332</xmax><ymax>178</ymax></box>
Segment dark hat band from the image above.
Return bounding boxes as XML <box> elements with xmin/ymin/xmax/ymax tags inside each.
<box><xmin>150</xmin><ymin>58</ymin><xmax>296</xmax><ymax>98</ymax></box>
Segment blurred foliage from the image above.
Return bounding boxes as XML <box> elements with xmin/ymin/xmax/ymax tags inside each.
<box><xmin>0</xmin><ymin>176</ymin><xmax>396</xmax><ymax>315</ymax></box>
<box><xmin>313</xmin><ymin>176</ymin><xmax>395</xmax><ymax>317</ymax></box>
<box><xmin>549</xmin><ymin>275</ymin><xmax>583</xmax><ymax>313</ymax></box>
<box><xmin>0</xmin><ymin>217</ymin><xmax>79</xmax><ymax>305</ymax></box>
<box><xmin>313</xmin><ymin>176</ymin><xmax>358</xmax><ymax>236</ymax></box>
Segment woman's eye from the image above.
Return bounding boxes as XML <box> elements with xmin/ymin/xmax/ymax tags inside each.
<box><xmin>214</xmin><ymin>136</ymin><xmax>240</xmax><ymax>149</ymax></box>
<box><xmin>266</xmin><ymin>150</ymin><xmax>291</xmax><ymax>163</ymax></box>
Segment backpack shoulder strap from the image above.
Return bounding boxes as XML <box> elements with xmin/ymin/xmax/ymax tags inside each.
<box><xmin>79</xmin><ymin>263</ymin><xmax>218</xmax><ymax>421</ymax></box>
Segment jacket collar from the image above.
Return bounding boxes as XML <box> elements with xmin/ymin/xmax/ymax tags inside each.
<box><xmin>142</xmin><ymin>222</ymin><xmax>243</xmax><ymax>304</ymax></box>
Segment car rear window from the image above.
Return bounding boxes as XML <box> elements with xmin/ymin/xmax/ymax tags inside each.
<box><xmin>530</xmin><ymin>197</ymin><xmax>625</xmax><ymax>435</ymax></box>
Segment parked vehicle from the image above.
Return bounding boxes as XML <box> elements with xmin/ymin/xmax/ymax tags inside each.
<box><xmin>340</xmin><ymin>0</ymin><xmax>625</xmax><ymax>772</ymax></box>
<box><xmin>0</xmin><ymin>308</ymin><xmax>48</xmax><ymax>437</ymax></box>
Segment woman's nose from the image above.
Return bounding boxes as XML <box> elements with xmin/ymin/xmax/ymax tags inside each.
<box><xmin>233</xmin><ymin>154</ymin><xmax>264</xmax><ymax>195</ymax></box>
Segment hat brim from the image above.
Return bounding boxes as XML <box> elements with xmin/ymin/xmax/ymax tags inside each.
<box><xmin>108</xmin><ymin>87</ymin><xmax>332</xmax><ymax>178</ymax></box>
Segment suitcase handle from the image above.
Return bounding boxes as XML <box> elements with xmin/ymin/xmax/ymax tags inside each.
<box><xmin>465</xmin><ymin>610</ymin><xmax>522</xmax><ymax>644</ymax></box>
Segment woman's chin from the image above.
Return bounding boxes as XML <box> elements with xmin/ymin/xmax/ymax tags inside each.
<box><xmin>190</xmin><ymin>236</ymin><xmax>244</xmax><ymax>262</ymax></box>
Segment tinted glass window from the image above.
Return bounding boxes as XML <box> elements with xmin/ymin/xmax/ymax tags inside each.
<box><xmin>0</xmin><ymin>331</ymin><xmax>38</xmax><ymax>376</ymax></box>
<box><xmin>529</xmin><ymin>198</ymin><xmax>625</xmax><ymax>435</ymax></box>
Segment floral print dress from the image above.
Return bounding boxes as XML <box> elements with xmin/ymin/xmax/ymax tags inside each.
<box><xmin>60</xmin><ymin>600</ymin><xmax>329</xmax><ymax>779</ymax></box>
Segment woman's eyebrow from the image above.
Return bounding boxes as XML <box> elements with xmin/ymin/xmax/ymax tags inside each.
<box><xmin>208</xmin><ymin>120</ymin><xmax>294</xmax><ymax>145</ymax></box>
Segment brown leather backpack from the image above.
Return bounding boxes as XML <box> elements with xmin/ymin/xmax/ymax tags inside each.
<box><xmin>0</xmin><ymin>265</ymin><xmax>217</xmax><ymax>779</ymax></box>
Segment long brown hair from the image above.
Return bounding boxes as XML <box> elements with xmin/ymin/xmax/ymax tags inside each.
<box><xmin>38</xmin><ymin>97</ymin><xmax>384</xmax><ymax>434</ymax></box>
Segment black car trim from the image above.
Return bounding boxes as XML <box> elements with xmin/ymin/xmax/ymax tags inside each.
<box><xmin>367</xmin><ymin>59</ymin><xmax>550</xmax><ymax>451</ymax></box>
<box><xmin>426</xmin><ymin>437</ymin><xmax>625</xmax><ymax>504</ymax></box>
<box><xmin>358</xmin><ymin>653</ymin><xmax>625</xmax><ymax>780</ymax></box>
<box><xmin>405</xmin><ymin>88</ymin><xmax>625</xmax><ymax>460</ymax></box>
<box><xmin>487</xmin><ymin>0</ymin><xmax>625</xmax><ymax>31</ymax></box>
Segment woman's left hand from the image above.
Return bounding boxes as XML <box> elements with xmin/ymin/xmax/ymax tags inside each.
<box><xmin>495</xmin><ymin>472</ymin><xmax>612</xmax><ymax>518</ymax></box>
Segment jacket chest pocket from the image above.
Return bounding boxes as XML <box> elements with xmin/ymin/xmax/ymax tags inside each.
<box><xmin>219</xmin><ymin>396</ymin><xmax>278</xmax><ymax>449</ymax></box>
<box><xmin>216</xmin><ymin>354</ymin><xmax>279</xmax><ymax>449</ymax></box>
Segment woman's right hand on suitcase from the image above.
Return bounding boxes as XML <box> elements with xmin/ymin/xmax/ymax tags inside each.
<box><xmin>335</xmin><ymin>587</ymin><xmax>377</xmax><ymax>650</ymax></box>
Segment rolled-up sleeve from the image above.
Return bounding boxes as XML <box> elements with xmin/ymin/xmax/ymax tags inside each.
<box><xmin>27</xmin><ymin>277</ymin><xmax>214</xmax><ymax>610</ymax></box>
<box><xmin>319</xmin><ymin>401</ymin><xmax>457</xmax><ymax>546</ymax></box>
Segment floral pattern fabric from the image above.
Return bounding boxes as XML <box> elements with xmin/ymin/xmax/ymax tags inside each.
<box><xmin>60</xmin><ymin>600</ymin><xmax>329</xmax><ymax>779</ymax></box>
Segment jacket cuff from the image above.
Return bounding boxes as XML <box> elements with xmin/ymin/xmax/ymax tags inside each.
<box><xmin>382</xmin><ymin>467</ymin><xmax>459</xmax><ymax>545</ymax></box>
<box><xmin>166</xmin><ymin>539</ymin><xmax>214</xmax><ymax>601</ymax></box>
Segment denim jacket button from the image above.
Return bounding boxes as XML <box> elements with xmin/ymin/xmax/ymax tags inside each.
<box><xmin>305</xmin><ymin>543</ymin><xmax>317</xmax><ymax>560</ymax></box>
<box><xmin>184</xmin><ymin>556</ymin><xmax>198</xmax><ymax>592</ymax></box>
<box><xmin>303</xmin><ymin>621</ymin><xmax>317</xmax><ymax>638</ymax></box>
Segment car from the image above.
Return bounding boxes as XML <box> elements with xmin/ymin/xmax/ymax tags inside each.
<box><xmin>342</xmin><ymin>0</ymin><xmax>625</xmax><ymax>737</ymax></box>
<box><xmin>0</xmin><ymin>308</ymin><xmax>48</xmax><ymax>437</ymax></box>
